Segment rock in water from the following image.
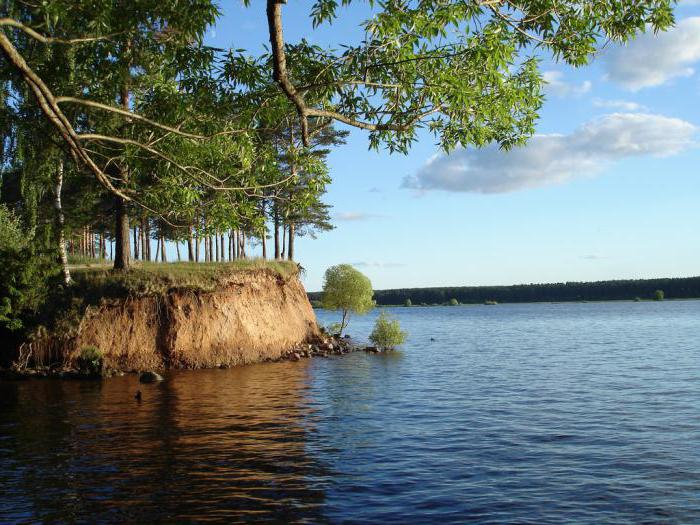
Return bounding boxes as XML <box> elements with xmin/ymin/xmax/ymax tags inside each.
<box><xmin>139</xmin><ymin>371</ymin><xmax>164</xmax><ymax>383</ymax></box>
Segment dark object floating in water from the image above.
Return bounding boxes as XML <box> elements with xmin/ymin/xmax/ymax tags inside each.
<box><xmin>139</xmin><ymin>371</ymin><xmax>164</xmax><ymax>383</ymax></box>
<box><xmin>430</xmin><ymin>337</ymin><xmax>436</xmax><ymax>342</ymax></box>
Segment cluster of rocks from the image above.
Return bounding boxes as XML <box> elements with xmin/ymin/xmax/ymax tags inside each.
<box><xmin>274</xmin><ymin>334</ymin><xmax>363</xmax><ymax>362</ymax></box>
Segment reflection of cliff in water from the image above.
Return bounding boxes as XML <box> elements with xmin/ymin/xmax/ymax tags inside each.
<box><xmin>0</xmin><ymin>362</ymin><xmax>331</xmax><ymax>523</ymax></box>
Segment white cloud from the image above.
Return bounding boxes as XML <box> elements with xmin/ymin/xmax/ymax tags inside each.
<box><xmin>335</xmin><ymin>212</ymin><xmax>384</xmax><ymax>221</ymax></box>
<box><xmin>403</xmin><ymin>113</ymin><xmax>697</xmax><ymax>194</ymax></box>
<box><xmin>352</xmin><ymin>261</ymin><xmax>405</xmax><ymax>268</ymax></box>
<box><xmin>592</xmin><ymin>98</ymin><xmax>646</xmax><ymax>112</ymax></box>
<box><xmin>542</xmin><ymin>70</ymin><xmax>592</xmax><ymax>97</ymax></box>
<box><xmin>581</xmin><ymin>254</ymin><xmax>608</xmax><ymax>261</ymax></box>
<box><xmin>604</xmin><ymin>17</ymin><xmax>700</xmax><ymax>90</ymax></box>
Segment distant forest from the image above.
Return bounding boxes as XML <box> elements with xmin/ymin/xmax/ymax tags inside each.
<box><xmin>309</xmin><ymin>277</ymin><xmax>700</xmax><ymax>306</ymax></box>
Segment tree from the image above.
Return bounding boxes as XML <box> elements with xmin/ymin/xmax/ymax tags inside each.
<box><xmin>369</xmin><ymin>312</ymin><xmax>407</xmax><ymax>351</ymax></box>
<box><xmin>654</xmin><ymin>290</ymin><xmax>665</xmax><ymax>301</ymax></box>
<box><xmin>404</xmin><ymin>298</ymin><xmax>412</xmax><ymax>307</ymax></box>
<box><xmin>321</xmin><ymin>264</ymin><xmax>374</xmax><ymax>335</ymax></box>
<box><xmin>259</xmin><ymin>0</ymin><xmax>675</xmax><ymax>151</ymax></box>
<box><xmin>449</xmin><ymin>298</ymin><xmax>459</xmax><ymax>306</ymax></box>
<box><xmin>0</xmin><ymin>205</ymin><xmax>58</xmax><ymax>331</ymax></box>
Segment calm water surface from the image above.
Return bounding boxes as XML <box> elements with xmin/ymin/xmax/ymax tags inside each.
<box><xmin>1</xmin><ymin>301</ymin><xmax>700</xmax><ymax>523</ymax></box>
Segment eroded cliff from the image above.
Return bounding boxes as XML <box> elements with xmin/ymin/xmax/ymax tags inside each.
<box><xmin>19</xmin><ymin>268</ymin><xmax>320</xmax><ymax>371</ymax></box>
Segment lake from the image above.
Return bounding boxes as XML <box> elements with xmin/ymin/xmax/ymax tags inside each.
<box><xmin>1</xmin><ymin>301</ymin><xmax>700</xmax><ymax>523</ymax></box>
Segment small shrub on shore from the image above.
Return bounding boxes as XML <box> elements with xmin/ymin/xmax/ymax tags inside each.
<box><xmin>654</xmin><ymin>290</ymin><xmax>665</xmax><ymax>301</ymax></box>
<box><xmin>77</xmin><ymin>346</ymin><xmax>104</xmax><ymax>376</ymax></box>
<box><xmin>404</xmin><ymin>298</ymin><xmax>412</xmax><ymax>307</ymax></box>
<box><xmin>449</xmin><ymin>298</ymin><xmax>459</xmax><ymax>306</ymax></box>
<box><xmin>369</xmin><ymin>312</ymin><xmax>407</xmax><ymax>351</ymax></box>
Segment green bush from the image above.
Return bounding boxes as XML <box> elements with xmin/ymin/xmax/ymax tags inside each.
<box><xmin>369</xmin><ymin>311</ymin><xmax>407</xmax><ymax>351</ymax></box>
<box><xmin>654</xmin><ymin>290</ymin><xmax>664</xmax><ymax>301</ymax></box>
<box><xmin>404</xmin><ymin>298</ymin><xmax>412</xmax><ymax>307</ymax></box>
<box><xmin>0</xmin><ymin>205</ymin><xmax>58</xmax><ymax>331</ymax></box>
<box><xmin>449</xmin><ymin>298</ymin><xmax>459</xmax><ymax>306</ymax></box>
<box><xmin>77</xmin><ymin>346</ymin><xmax>104</xmax><ymax>376</ymax></box>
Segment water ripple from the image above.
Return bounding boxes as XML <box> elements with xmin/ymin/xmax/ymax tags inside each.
<box><xmin>1</xmin><ymin>301</ymin><xmax>699</xmax><ymax>523</ymax></box>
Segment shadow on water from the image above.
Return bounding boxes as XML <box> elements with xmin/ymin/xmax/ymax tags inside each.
<box><xmin>0</xmin><ymin>363</ymin><xmax>332</xmax><ymax>523</ymax></box>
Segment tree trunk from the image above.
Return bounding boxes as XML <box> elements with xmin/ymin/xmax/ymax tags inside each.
<box><xmin>113</xmin><ymin>82</ymin><xmax>131</xmax><ymax>270</ymax></box>
<box><xmin>288</xmin><ymin>222</ymin><xmax>295</xmax><ymax>261</ymax></box>
<box><xmin>114</xmin><ymin>195</ymin><xmax>130</xmax><ymax>270</ymax></box>
<box><xmin>195</xmin><ymin>232</ymin><xmax>200</xmax><ymax>262</ymax></box>
<box><xmin>274</xmin><ymin>205</ymin><xmax>280</xmax><ymax>259</ymax></box>
<box><xmin>154</xmin><ymin>237</ymin><xmax>160</xmax><ymax>262</ymax></box>
<box><xmin>261</xmin><ymin>226</ymin><xmax>267</xmax><ymax>259</ymax></box>
<box><xmin>133</xmin><ymin>226</ymin><xmax>139</xmax><ymax>260</ymax></box>
<box><xmin>140</xmin><ymin>218</ymin><xmax>146</xmax><ymax>262</ymax></box>
<box><xmin>281</xmin><ymin>224</ymin><xmax>286</xmax><ymax>259</ymax></box>
<box><xmin>176</xmin><ymin>241</ymin><xmax>181</xmax><ymax>262</ymax></box>
<box><xmin>187</xmin><ymin>231</ymin><xmax>194</xmax><ymax>262</ymax></box>
<box><xmin>220</xmin><ymin>233</ymin><xmax>225</xmax><ymax>262</ymax></box>
<box><xmin>161</xmin><ymin>235</ymin><xmax>167</xmax><ymax>262</ymax></box>
<box><xmin>53</xmin><ymin>161</ymin><xmax>71</xmax><ymax>284</ymax></box>
<box><xmin>215</xmin><ymin>232</ymin><xmax>220</xmax><ymax>262</ymax></box>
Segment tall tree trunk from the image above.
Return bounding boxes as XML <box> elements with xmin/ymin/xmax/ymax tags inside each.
<box><xmin>195</xmin><ymin>232</ymin><xmax>200</xmax><ymax>262</ymax></box>
<box><xmin>53</xmin><ymin>161</ymin><xmax>71</xmax><ymax>284</ymax></box>
<box><xmin>281</xmin><ymin>224</ymin><xmax>286</xmax><ymax>259</ymax></box>
<box><xmin>154</xmin><ymin>238</ymin><xmax>160</xmax><ymax>262</ymax></box>
<box><xmin>176</xmin><ymin>241</ymin><xmax>181</xmax><ymax>262</ymax></box>
<box><xmin>113</xmin><ymin>82</ymin><xmax>131</xmax><ymax>270</ymax></box>
<box><xmin>215</xmin><ymin>232</ymin><xmax>220</xmax><ymax>262</ymax></box>
<box><xmin>161</xmin><ymin>235</ymin><xmax>167</xmax><ymax>262</ymax></box>
<box><xmin>220</xmin><ymin>233</ymin><xmax>225</xmax><ymax>262</ymax></box>
<box><xmin>261</xmin><ymin>226</ymin><xmax>267</xmax><ymax>259</ymax></box>
<box><xmin>133</xmin><ymin>226</ymin><xmax>139</xmax><ymax>260</ymax></box>
<box><xmin>273</xmin><ymin>205</ymin><xmax>280</xmax><ymax>259</ymax></box>
<box><xmin>288</xmin><ymin>222</ymin><xmax>295</xmax><ymax>261</ymax></box>
<box><xmin>187</xmin><ymin>230</ymin><xmax>194</xmax><ymax>262</ymax></box>
<box><xmin>114</xmin><ymin>196</ymin><xmax>130</xmax><ymax>270</ymax></box>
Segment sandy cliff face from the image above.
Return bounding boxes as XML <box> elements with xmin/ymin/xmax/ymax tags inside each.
<box><xmin>64</xmin><ymin>270</ymin><xmax>319</xmax><ymax>371</ymax></box>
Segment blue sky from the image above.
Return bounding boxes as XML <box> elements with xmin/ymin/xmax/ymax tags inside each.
<box><xmin>203</xmin><ymin>1</ymin><xmax>700</xmax><ymax>292</ymax></box>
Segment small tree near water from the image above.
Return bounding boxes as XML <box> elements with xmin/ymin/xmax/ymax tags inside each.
<box><xmin>654</xmin><ymin>290</ymin><xmax>665</xmax><ymax>301</ymax></box>
<box><xmin>369</xmin><ymin>312</ymin><xmax>407</xmax><ymax>351</ymax></box>
<box><xmin>321</xmin><ymin>264</ymin><xmax>374</xmax><ymax>336</ymax></box>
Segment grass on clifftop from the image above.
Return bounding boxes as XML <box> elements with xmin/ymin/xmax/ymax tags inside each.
<box><xmin>22</xmin><ymin>259</ymin><xmax>301</xmax><ymax>339</ymax></box>
<box><xmin>69</xmin><ymin>259</ymin><xmax>300</xmax><ymax>298</ymax></box>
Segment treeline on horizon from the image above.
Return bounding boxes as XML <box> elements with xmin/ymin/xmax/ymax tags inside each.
<box><xmin>309</xmin><ymin>276</ymin><xmax>700</xmax><ymax>306</ymax></box>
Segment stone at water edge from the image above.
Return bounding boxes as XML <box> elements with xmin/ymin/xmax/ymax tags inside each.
<box><xmin>139</xmin><ymin>371</ymin><xmax>164</xmax><ymax>383</ymax></box>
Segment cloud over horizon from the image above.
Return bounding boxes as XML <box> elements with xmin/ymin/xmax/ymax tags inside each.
<box><xmin>604</xmin><ymin>17</ymin><xmax>700</xmax><ymax>90</ymax></box>
<box><xmin>352</xmin><ymin>261</ymin><xmax>406</xmax><ymax>269</ymax></box>
<box><xmin>335</xmin><ymin>212</ymin><xmax>385</xmax><ymax>221</ymax></box>
<box><xmin>403</xmin><ymin>113</ymin><xmax>697</xmax><ymax>194</ymax></box>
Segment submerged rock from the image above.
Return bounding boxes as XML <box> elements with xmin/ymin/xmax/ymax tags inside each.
<box><xmin>139</xmin><ymin>371</ymin><xmax>164</xmax><ymax>383</ymax></box>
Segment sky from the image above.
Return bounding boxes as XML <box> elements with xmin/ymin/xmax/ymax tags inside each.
<box><xmin>202</xmin><ymin>1</ymin><xmax>700</xmax><ymax>292</ymax></box>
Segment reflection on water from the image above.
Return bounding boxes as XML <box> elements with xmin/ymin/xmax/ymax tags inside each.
<box><xmin>0</xmin><ymin>364</ymin><xmax>329</xmax><ymax>523</ymax></box>
<box><xmin>2</xmin><ymin>301</ymin><xmax>700</xmax><ymax>523</ymax></box>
